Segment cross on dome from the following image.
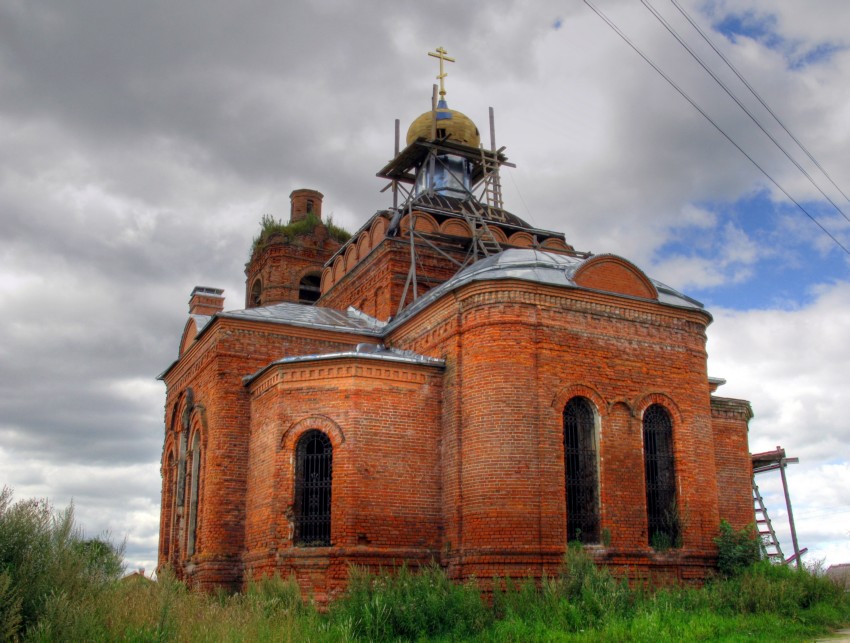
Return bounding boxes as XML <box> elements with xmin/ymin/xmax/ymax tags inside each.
<box><xmin>428</xmin><ymin>46</ymin><xmax>455</xmax><ymax>98</ymax></box>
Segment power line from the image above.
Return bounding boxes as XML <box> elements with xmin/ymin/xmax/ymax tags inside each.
<box><xmin>582</xmin><ymin>0</ymin><xmax>850</xmax><ymax>255</ymax></box>
<box><xmin>669</xmin><ymin>0</ymin><xmax>850</xmax><ymax>206</ymax></box>
<box><xmin>640</xmin><ymin>0</ymin><xmax>850</xmax><ymax>224</ymax></box>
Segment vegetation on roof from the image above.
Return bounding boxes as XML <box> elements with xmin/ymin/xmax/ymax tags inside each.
<box><xmin>250</xmin><ymin>213</ymin><xmax>351</xmax><ymax>256</ymax></box>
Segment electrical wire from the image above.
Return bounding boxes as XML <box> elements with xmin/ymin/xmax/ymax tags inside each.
<box><xmin>669</xmin><ymin>0</ymin><xmax>850</xmax><ymax>205</ymax></box>
<box><xmin>582</xmin><ymin>0</ymin><xmax>850</xmax><ymax>255</ymax></box>
<box><xmin>641</xmin><ymin>0</ymin><xmax>850</xmax><ymax>224</ymax></box>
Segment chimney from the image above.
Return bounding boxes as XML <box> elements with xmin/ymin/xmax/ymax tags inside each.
<box><xmin>188</xmin><ymin>286</ymin><xmax>224</xmax><ymax>316</ymax></box>
<box><xmin>289</xmin><ymin>188</ymin><xmax>324</xmax><ymax>223</ymax></box>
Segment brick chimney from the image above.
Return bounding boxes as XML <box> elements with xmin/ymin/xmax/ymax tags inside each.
<box><xmin>290</xmin><ymin>188</ymin><xmax>323</xmax><ymax>223</ymax></box>
<box><xmin>188</xmin><ymin>286</ymin><xmax>224</xmax><ymax>316</ymax></box>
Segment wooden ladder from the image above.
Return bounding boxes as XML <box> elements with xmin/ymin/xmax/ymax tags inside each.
<box><xmin>479</xmin><ymin>147</ymin><xmax>504</xmax><ymax>211</ymax></box>
<box><xmin>459</xmin><ymin>200</ymin><xmax>502</xmax><ymax>259</ymax></box>
<box><xmin>753</xmin><ymin>479</ymin><xmax>784</xmax><ymax>563</ymax></box>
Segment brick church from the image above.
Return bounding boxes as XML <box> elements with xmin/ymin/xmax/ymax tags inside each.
<box><xmin>158</xmin><ymin>49</ymin><xmax>755</xmax><ymax>601</ymax></box>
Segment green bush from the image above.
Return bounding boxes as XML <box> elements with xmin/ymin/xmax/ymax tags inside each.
<box><xmin>330</xmin><ymin>562</ymin><xmax>490</xmax><ymax>640</ymax></box>
<box><xmin>0</xmin><ymin>486</ymin><xmax>124</xmax><ymax>639</ymax></box>
<box><xmin>250</xmin><ymin>212</ymin><xmax>351</xmax><ymax>256</ymax></box>
<box><xmin>714</xmin><ymin>519</ymin><xmax>761</xmax><ymax>577</ymax></box>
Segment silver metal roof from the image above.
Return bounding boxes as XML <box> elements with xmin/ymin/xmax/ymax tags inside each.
<box><xmin>386</xmin><ymin>248</ymin><xmax>704</xmax><ymax>330</ymax></box>
<box><xmin>243</xmin><ymin>343</ymin><xmax>445</xmax><ymax>385</ymax></box>
<box><xmin>220</xmin><ymin>302</ymin><xmax>386</xmax><ymax>336</ymax></box>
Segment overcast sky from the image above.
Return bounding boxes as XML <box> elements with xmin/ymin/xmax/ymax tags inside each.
<box><xmin>1</xmin><ymin>0</ymin><xmax>848</xmax><ymax>574</ymax></box>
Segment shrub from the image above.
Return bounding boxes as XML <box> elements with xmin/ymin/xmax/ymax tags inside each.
<box><xmin>250</xmin><ymin>213</ymin><xmax>351</xmax><ymax>256</ymax></box>
<box><xmin>0</xmin><ymin>486</ymin><xmax>124</xmax><ymax>639</ymax></box>
<box><xmin>330</xmin><ymin>562</ymin><xmax>490</xmax><ymax>640</ymax></box>
<box><xmin>714</xmin><ymin>520</ymin><xmax>761</xmax><ymax>577</ymax></box>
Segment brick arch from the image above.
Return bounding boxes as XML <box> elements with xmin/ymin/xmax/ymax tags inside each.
<box><xmin>370</xmin><ymin>216</ymin><xmax>388</xmax><ymax>246</ymax></box>
<box><xmin>440</xmin><ymin>218</ymin><xmax>471</xmax><ymax>238</ymax></box>
<box><xmin>320</xmin><ymin>266</ymin><xmax>334</xmax><ymax>294</ymax></box>
<box><xmin>281</xmin><ymin>414</ymin><xmax>346</xmax><ymax>452</ymax></box>
<box><xmin>508</xmin><ymin>231</ymin><xmax>534</xmax><ymax>248</ymax></box>
<box><xmin>489</xmin><ymin>226</ymin><xmax>508</xmax><ymax>244</ymax></box>
<box><xmin>551</xmin><ymin>383</ymin><xmax>607</xmax><ymax>417</ymax></box>
<box><xmin>162</xmin><ymin>434</ymin><xmax>178</xmax><ymax>466</ymax></box>
<box><xmin>344</xmin><ymin>244</ymin><xmax>359</xmax><ymax>271</ymax></box>
<box><xmin>400</xmin><ymin>211</ymin><xmax>438</xmax><ymax>236</ymax></box>
<box><xmin>179</xmin><ymin>318</ymin><xmax>200</xmax><ymax>357</ymax></box>
<box><xmin>356</xmin><ymin>231</ymin><xmax>372</xmax><ymax>259</ymax></box>
<box><xmin>633</xmin><ymin>392</ymin><xmax>683</xmax><ymax>426</ymax></box>
<box><xmin>332</xmin><ymin>256</ymin><xmax>345</xmax><ymax>282</ymax></box>
<box><xmin>188</xmin><ymin>414</ymin><xmax>208</xmax><ymax>451</ymax></box>
<box><xmin>607</xmin><ymin>398</ymin><xmax>634</xmax><ymax>417</ymax></box>
<box><xmin>541</xmin><ymin>237</ymin><xmax>571</xmax><ymax>252</ymax></box>
<box><xmin>574</xmin><ymin>254</ymin><xmax>658</xmax><ymax>300</ymax></box>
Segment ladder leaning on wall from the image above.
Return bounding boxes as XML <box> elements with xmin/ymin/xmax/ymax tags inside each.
<box><xmin>751</xmin><ymin>446</ymin><xmax>808</xmax><ymax>567</ymax></box>
<box><xmin>752</xmin><ymin>478</ymin><xmax>784</xmax><ymax>562</ymax></box>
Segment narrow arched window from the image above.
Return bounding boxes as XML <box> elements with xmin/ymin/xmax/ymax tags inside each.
<box><xmin>161</xmin><ymin>449</ymin><xmax>176</xmax><ymax>560</ymax></box>
<box><xmin>187</xmin><ymin>431</ymin><xmax>201</xmax><ymax>556</ymax></box>
<box><xmin>250</xmin><ymin>278</ymin><xmax>262</xmax><ymax>307</ymax></box>
<box><xmin>643</xmin><ymin>404</ymin><xmax>678</xmax><ymax>548</ymax></box>
<box><xmin>298</xmin><ymin>272</ymin><xmax>322</xmax><ymax>304</ymax></box>
<box><xmin>294</xmin><ymin>430</ymin><xmax>332</xmax><ymax>546</ymax></box>
<box><xmin>564</xmin><ymin>397</ymin><xmax>599</xmax><ymax>543</ymax></box>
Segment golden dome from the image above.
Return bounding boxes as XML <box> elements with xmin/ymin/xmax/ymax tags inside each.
<box><xmin>406</xmin><ymin>101</ymin><xmax>481</xmax><ymax>148</ymax></box>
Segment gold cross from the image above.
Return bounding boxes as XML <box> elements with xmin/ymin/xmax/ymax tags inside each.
<box><xmin>428</xmin><ymin>46</ymin><xmax>455</xmax><ymax>98</ymax></box>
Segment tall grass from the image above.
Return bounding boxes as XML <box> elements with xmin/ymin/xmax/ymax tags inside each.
<box><xmin>2</xmin><ymin>489</ymin><xmax>848</xmax><ymax>641</ymax></box>
<box><xmin>0</xmin><ymin>486</ymin><xmax>124</xmax><ymax>640</ymax></box>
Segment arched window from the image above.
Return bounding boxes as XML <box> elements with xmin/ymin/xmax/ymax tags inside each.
<box><xmin>186</xmin><ymin>431</ymin><xmax>202</xmax><ymax>556</ymax></box>
<box><xmin>563</xmin><ymin>397</ymin><xmax>600</xmax><ymax>543</ymax></box>
<box><xmin>294</xmin><ymin>430</ymin><xmax>333</xmax><ymax>546</ymax></box>
<box><xmin>298</xmin><ymin>272</ymin><xmax>322</xmax><ymax>304</ymax></box>
<box><xmin>250</xmin><ymin>278</ymin><xmax>262</xmax><ymax>307</ymax></box>
<box><xmin>643</xmin><ymin>404</ymin><xmax>678</xmax><ymax>548</ymax></box>
<box><xmin>161</xmin><ymin>449</ymin><xmax>176</xmax><ymax>560</ymax></box>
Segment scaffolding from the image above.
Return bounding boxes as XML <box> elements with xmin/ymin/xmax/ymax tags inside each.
<box><xmin>377</xmin><ymin>85</ymin><xmax>519</xmax><ymax>314</ymax></box>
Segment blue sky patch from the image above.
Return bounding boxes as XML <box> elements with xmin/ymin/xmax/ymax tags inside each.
<box><xmin>657</xmin><ymin>192</ymin><xmax>850</xmax><ymax>310</ymax></box>
<box><xmin>714</xmin><ymin>11</ymin><xmax>782</xmax><ymax>49</ymax></box>
<box><xmin>713</xmin><ymin>9</ymin><xmax>844</xmax><ymax>69</ymax></box>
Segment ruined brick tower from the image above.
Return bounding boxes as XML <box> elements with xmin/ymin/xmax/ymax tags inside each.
<box><xmin>158</xmin><ymin>48</ymin><xmax>755</xmax><ymax>602</ymax></box>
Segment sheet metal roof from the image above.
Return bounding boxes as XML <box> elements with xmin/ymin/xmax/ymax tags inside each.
<box><xmin>220</xmin><ymin>301</ymin><xmax>386</xmax><ymax>336</ymax></box>
<box><xmin>243</xmin><ymin>343</ymin><xmax>445</xmax><ymax>385</ymax></box>
<box><xmin>386</xmin><ymin>248</ymin><xmax>704</xmax><ymax>330</ymax></box>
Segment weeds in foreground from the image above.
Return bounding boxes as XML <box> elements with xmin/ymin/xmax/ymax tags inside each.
<box><xmin>2</xmin><ymin>490</ymin><xmax>849</xmax><ymax>641</ymax></box>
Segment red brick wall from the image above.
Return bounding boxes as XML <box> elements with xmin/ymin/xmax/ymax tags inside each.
<box><xmin>319</xmin><ymin>237</ymin><xmax>463</xmax><ymax>321</ymax></box>
<box><xmin>245</xmin><ymin>235</ymin><xmax>341</xmax><ymax>308</ymax></box>
<box><xmin>711</xmin><ymin>397</ymin><xmax>755</xmax><ymax>529</ymax></box>
<box><xmin>242</xmin><ymin>357</ymin><xmax>443</xmax><ymax>602</ymax></box>
<box><xmin>160</xmin><ymin>266</ymin><xmax>753</xmax><ymax>597</ymax></box>
<box><xmin>388</xmin><ymin>279</ymin><xmax>732</xmax><ymax>583</ymax></box>
<box><xmin>159</xmin><ymin>317</ymin><xmax>376</xmax><ymax>590</ymax></box>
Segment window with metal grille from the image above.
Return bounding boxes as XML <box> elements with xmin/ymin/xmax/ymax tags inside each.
<box><xmin>294</xmin><ymin>430</ymin><xmax>332</xmax><ymax>546</ymax></box>
<box><xmin>643</xmin><ymin>404</ymin><xmax>678</xmax><ymax>548</ymax></box>
<box><xmin>563</xmin><ymin>396</ymin><xmax>600</xmax><ymax>543</ymax></box>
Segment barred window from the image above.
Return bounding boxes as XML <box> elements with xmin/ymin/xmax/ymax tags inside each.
<box><xmin>564</xmin><ymin>397</ymin><xmax>600</xmax><ymax>543</ymax></box>
<box><xmin>643</xmin><ymin>404</ymin><xmax>678</xmax><ymax>548</ymax></box>
<box><xmin>294</xmin><ymin>430</ymin><xmax>332</xmax><ymax>546</ymax></box>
